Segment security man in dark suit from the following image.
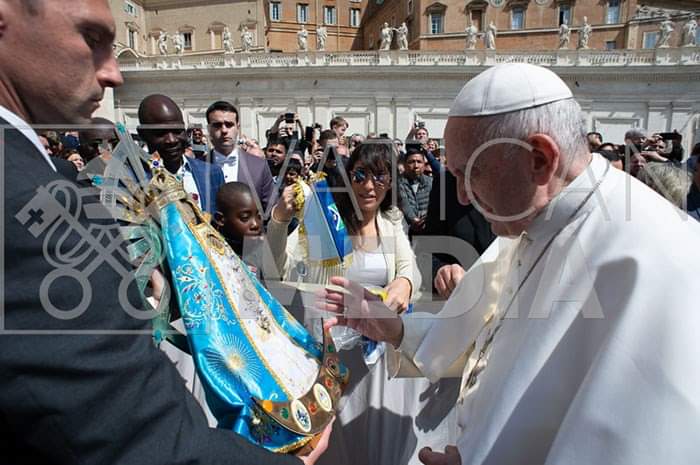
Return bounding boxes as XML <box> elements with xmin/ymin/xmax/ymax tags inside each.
<box><xmin>0</xmin><ymin>1</ymin><xmax>329</xmax><ymax>463</ymax></box>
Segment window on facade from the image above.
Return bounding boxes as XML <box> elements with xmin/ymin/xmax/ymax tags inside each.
<box><xmin>408</xmin><ymin>0</ymin><xmax>414</xmax><ymax>12</ymax></box>
<box><xmin>270</xmin><ymin>2</ymin><xmax>281</xmax><ymax>22</ymax></box>
<box><xmin>124</xmin><ymin>1</ymin><xmax>137</xmax><ymax>17</ymax></box>
<box><xmin>511</xmin><ymin>7</ymin><xmax>525</xmax><ymax>30</ymax></box>
<box><xmin>605</xmin><ymin>40</ymin><xmax>617</xmax><ymax>50</ymax></box>
<box><xmin>430</xmin><ymin>13</ymin><xmax>444</xmax><ymax>34</ymax></box>
<box><xmin>183</xmin><ymin>32</ymin><xmax>193</xmax><ymax>50</ymax></box>
<box><xmin>607</xmin><ymin>0</ymin><xmax>620</xmax><ymax>24</ymax></box>
<box><xmin>471</xmin><ymin>10</ymin><xmax>483</xmax><ymax>30</ymax></box>
<box><xmin>642</xmin><ymin>31</ymin><xmax>658</xmax><ymax>49</ymax></box>
<box><xmin>558</xmin><ymin>4</ymin><xmax>571</xmax><ymax>26</ymax></box>
<box><xmin>324</xmin><ymin>6</ymin><xmax>336</xmax><ymax>25</ymax></box>
<box><xmin>350</xmin><ymin>8</ymin><xmax>361</xmax><ymax>27</ymax></box>
<box><xmin>297</xmin><ymin>4</ymin><xmax>309</xmax><ymax>23</ymax></box>
<box><xmin>127</xmin><ymin>29</ymin><xmax>136</xmax><ymax>49</ymax></box>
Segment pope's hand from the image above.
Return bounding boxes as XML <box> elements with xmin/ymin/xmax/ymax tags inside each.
<box><xmin>298</xmin><ymin>418</ymin><xmax>334</xmax><ymax>465</ymax></box>
<box><xmin>272</xmin><ymin>185</ymin><xmax>296</xmax><ymax>222</ymax></box>
<box><xmin>418</xmin><ymin>445</ymin><xmax>461</xmax><ymax>465</ymax></box>
<box><xmin>317</xmin><ymin>276</ymin><xmax>404</xmax><ymax>348</ymax></box>
<box><xmin>434</xmin><ymin>264</ymin><xmax>465</xmax><ymax>299</ymax></box>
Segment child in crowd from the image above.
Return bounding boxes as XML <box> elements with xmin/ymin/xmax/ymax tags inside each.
<box><xmin>213</xmin><ymin>182</ymin><xmax>264</xmax><ymax>276</ymax></box>
<box><xmin>282</xmin><ymin>157</ymin><xmax>303</xmax><ymax>187</ymax></box>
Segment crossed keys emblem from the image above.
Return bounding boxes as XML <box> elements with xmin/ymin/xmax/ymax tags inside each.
<box><xmin>15</xmin><ymin>179</ymin><xmax>160</xmax><ymax>321</ymax></box>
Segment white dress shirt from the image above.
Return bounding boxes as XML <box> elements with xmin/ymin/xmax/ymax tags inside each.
<box><xmin>176</xmin><ymin>156</ymin><xmax>202</xmax><ymax>211</ymax></box>
<box><xmin>389</xmin><ymin>154</ymin><xmax>700</xmax><ymax>465</ymax></box>
<box><xmin>214</xmin><ymin>147</ymin><xmax>240</xmax><ymax>183</ymax></box>
<box><xmin>0</xmin><ymin>105</ymin><xmax>56</xmax><ymax>171</ymax></box>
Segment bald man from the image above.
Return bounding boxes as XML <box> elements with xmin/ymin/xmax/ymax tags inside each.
<box><xmin>0</xmin><ymin>1</ymin><xmax>327</xmax><ymax>464</ymax></box>
<box><xmin>138</xmin><ymin>94</ymin><xmax>224</xmax><ymax>214</ymax></box>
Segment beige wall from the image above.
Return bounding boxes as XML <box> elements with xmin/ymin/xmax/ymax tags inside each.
<box><xmin>110</xmin><ymin>0</ymin><xmax>148</xmax><ymax>54</ymax></box>
<box><xmin>265</xmin><ymin>0</ymin><xmax>368</xmax><ymax>52</ymax></box>
<box><xmin>110</xmin><ymin>0</ymin><xmax>265</xmax><ymax>54</ymax></box>
<box><xmin>144</xmin><ymin>1</ymin><xmax>263</xmax><ymax>52</ymax></box>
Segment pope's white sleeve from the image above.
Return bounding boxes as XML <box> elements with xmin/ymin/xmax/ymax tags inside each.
<box><xmin>385</xmin><ymin>314</ymin><xmax>433</xmax><ymax>378</ymax></box>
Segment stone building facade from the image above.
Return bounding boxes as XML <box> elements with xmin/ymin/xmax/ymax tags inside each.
<box><xmin>111</xmin><ymin>49</ymin><xmax>700</xmax><ymax>152</ymax></box>
<box><xmin>104</xmin><ymin>1</ymin><xmax>699</xmax><ymax>154</ymax></box>
<box><xmin>264</xmin><ymin>0</ymin><xmax>368</xmax><ymax>52</ymax></box>
<box><xmin>359</xmin><ymin>0</ymin><xmax>699</xmax><ymax>51</ymax></box>
<box><xmin>110</xmin><ymin>0</ymin><xmax>368</xmax><ymax>54</ymax></box>
<box><xmin>110</xmin><ymin>0</ymin><xmax>266</xmax><ymax>55</ymax></box>
<box><xmin>110</xmin><ymin>0</ymin><xmax>697</xmax><ymax>53</ymax></box>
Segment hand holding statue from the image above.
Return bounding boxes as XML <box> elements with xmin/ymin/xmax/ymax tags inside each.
<box><xmin>317</xmin><ymin>276</ymin><xmax>405</xmax><ymax>348</ymax></box>
<box><xmin>297</xmin><ymin>420</ymin><xmax>334</xmax><ymax>465</ymax></box>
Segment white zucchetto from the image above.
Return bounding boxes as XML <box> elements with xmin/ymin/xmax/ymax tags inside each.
<box><xmin>449</xmin><ymin>63</ymin><xmax>573</xmax><ymax>117</ymax></box>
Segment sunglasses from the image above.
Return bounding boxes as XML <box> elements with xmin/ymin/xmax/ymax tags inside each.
<box><xmin>350</xmin><ymin>168</ymin><xmax>390</xmax><ymax>188</ymax></box>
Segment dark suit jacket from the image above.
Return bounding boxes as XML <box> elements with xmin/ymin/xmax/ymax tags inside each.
<box><xmin>418</xmin><ymin>170</ymin><xmax>495</xmax><ymax>293</ymax></box>
<box><xmin>186</xmin><ymin>156</ymin><xmax>225</xmax><ymax>214</ymax></box>
<box><xmin>212</xmin><ymin>149</ymin><xmax>275</xmax><ymax>212</ymax></box>
<box><xmin>0</xmin><ymin>117</ymin><xmax>299</xmax><ymax>465</ymax></box>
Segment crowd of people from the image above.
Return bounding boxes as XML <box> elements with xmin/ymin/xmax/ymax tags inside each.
<box><xmin>2</xmin><ymin>2</ymin><xmax>700</xmax><ymax>465</ymax></box>
<box><xmin>36</xmin><ymin>95</ymin><xmax>700</xmax><ymax>464</ymax></box>
<box><xmin>44</xmin><ymin>101</ymin><xmax>700</xmax><ymax>294</ymax></box>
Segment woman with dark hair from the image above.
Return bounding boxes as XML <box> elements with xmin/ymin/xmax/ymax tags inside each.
<box><xmin>269</xmin><ymin>141</ymin><xmax>418</xmax><ymax>311</ymax></box>
<box><xmin>267</xmin><ymin>142</ymin><xmax>457</xmax><ymax>465</ymax></box>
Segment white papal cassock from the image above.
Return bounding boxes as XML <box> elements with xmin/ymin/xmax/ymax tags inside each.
<box><xmin>388</xmin><ymin>154</ymin><xmax>700</xmax><ymax>465</ymax></box>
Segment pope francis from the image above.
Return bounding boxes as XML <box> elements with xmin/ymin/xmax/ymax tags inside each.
<box><xmin>318</xmin><ymin>63</ymin><xmax>700</xmax><ymax>465</ymax></box>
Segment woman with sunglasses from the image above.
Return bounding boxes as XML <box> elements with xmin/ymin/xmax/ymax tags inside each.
<box><xmin>269</xmin><ymin>141</ymin><xmax>418</xmax><ymax>314</ymax></box>
<box><xmin>267</xmin><ymin>143</ymin><xmax>456</xmax><ymax>465</ymax></box>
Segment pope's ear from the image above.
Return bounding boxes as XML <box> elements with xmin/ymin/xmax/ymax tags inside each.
<box><xmin>526</xmin><ymin>133</ymin><xmax>560</xmax><ymax>186</ymax></box>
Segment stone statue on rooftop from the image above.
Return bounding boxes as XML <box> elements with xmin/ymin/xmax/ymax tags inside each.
<box><xmin>681</xmin><ymin>16</ymin><xmax>697</xmax><ymax>47</ymax></box>
<box><xmin>380</xmin><ymin>22</ymin><xmax>393</xmax><ymax>51</ymax></box>
<box><xmin>316</xmin><ymin>25</ymin><xmax>327</xmax><ymax>51</ymax></box>
<box><xmin>297</xmin><ymin>25</ymin><xmax>309</xmax><ymax>51</ymax></box>
<box><xmin>484</xmin><ymin>21</ymin><xmax>497</xmax><ymax>50</ymax></box>
<box><xmin>223</xmin><ymin>27</ymin><xmax>233</xmax><ymax>52</ymax></box>
<box><xmin>157</xmin><ymin>31</ymin><xmax>168</xmax><ymax>55</ymax></box>
<box><xmin>656</xmin><ymin>16</ymin><xmax>674</xmax><ymax>48</ymax></box>
<box><xmin>395</xmin><ymin>22</ymin><xmax>408</xmax><ymax>50</ymax></box>
<box><xmin>173</xmin><ymin>32</ymin><xmax>185</xmax><ymax>55</ymax></box>
<box><xmin>578</xmin><ymin>16</ymin><xmax>592</xmax><ymax>49</ymax></box>
<box><xmin>465</xmin><ymin>22</ymin><xmax>479</xmax><ymax>50</ymax></box>
<box><xmin>559</xmin><ymin>23</ymin><xmax>571</xmax><ymax>49</ymax></box>
<box><xmin>241</xmin><ymin>25</ymin><xmax>254</xmax><ymax>52</ymax></box>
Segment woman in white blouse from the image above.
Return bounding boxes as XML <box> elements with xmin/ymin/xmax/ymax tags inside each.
<box><xmin>267</xmin><ymin>142</ymin><xmax>457</xmax><ymax>465</ymax></box>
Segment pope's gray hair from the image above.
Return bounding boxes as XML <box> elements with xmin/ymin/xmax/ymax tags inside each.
<box><xmin>468</xmin><ymin>98</ymin><xmax>589</xmax><ymax>163</ymax></box>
